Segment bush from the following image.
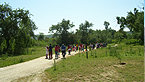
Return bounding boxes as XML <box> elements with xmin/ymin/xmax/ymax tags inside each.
<box><xmin>125</xmin><ymin>39</ymin><xmax>140</xmax><ymax>45</ymax></box>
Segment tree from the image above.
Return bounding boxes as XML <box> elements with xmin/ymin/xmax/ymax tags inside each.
<box><xmin>49</xmin><ymin>19</ymin><xmax>74</xmax><ymax>45</ymax></box>
<box><xmin>38</xmin><ymin>32</ymin><xmax>44</xmax><ymax>40</ymax></box>
<box><xmin>79</xmin><ymin>21</ymin><xmax>93</xmax><ymax>44</ymax></box>
<box><xmin>116</xmin><ymin>8</ymin><xmax>144</xmax><ymax>44</ymax></box>
<box><xmin>0</xmin><ymin>3</ymin><xmax>37</xmax><ymax>55</ymax></box>
<box><xmin>104</xmin><ymin>21</ymin><xmax>110</xmax><ymax>30</ymax></box>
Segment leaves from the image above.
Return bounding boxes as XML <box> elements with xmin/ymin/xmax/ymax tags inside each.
<box><xmin>49</xmin><ymin>19</ymin><xmax>75</xmax><ymax>45</ymax></box>
<box><xmin>116</xmin><ymin>8</ymin><xmax>144</xmax><ymax>44</ymax></box>
<box><xmin>0</xmin><ymin>3</ymin><xmax>37</xmax><ymax>55</ymax></box>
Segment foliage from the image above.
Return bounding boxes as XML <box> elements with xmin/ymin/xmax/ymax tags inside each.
<box><xmin>38</xmin><ymin>32</ymin><xmax>44</xmax><ymax>40</ymax></box>
<box><xmin>104</xmin><ymin>21</ymin><xmax>110</xmax><ymax>30</ymax></box>
<box><xmin>124</xmin><ymin>39</ymin><xmax>140</xmax><ymax>45</ymax></box>
<box><xmin>0</xmin><ymin>46</ymin><xmax>45</xmax><ymax>67</ymax></box>
<box><xmin>116</xmin><ymin>8</ymin><xmax>144</xmax><ymax>44</ymax></box>
<box><xmin>45</xmin><ymin>45</ymin><xmax>144</xmax><ymax>81</ymax></box>
<box><xmin>78</xmin><ymin>21</ymin><xmax>93</xmax><ymax>44</ymax></box>
<box><xmin>0</xmin><ymin>3</ymin><xmax>37</xmax><ymax>56</ymax></box>
<box><xmin>49</xmin><ymin>19</ymin><xmax>75</xmax><ymax>45</ymax></box>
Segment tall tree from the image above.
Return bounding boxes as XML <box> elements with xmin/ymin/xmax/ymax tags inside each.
<box><xmin>0</xmin><ymin>3</ymin><xmax>37</xmax><ymax>55</ymax></box>
<box><xmin>49</xmin><ymin>19</ymin><xmax>74</xmax><ymax>45</ymax></box>
<box><xmin>79</xmin><ymin>21</ymin><xmax>93</xmax><ymax>44</ymax></box>
<box><xmin>104</xmin><ymin>21</ymin><xmax>110</xmax><ymax>30</ymax></box>
<box><xmin>116</xmin><ymin>8</ymin><xmax>144</xmax><ymax>44</ymax></box>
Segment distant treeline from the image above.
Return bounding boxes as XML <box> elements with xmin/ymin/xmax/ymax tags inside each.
<box><xmin>0</xmin><ymin>3</ymin><xmax>144</xmax><ymax>56</ymax></box>
<box><xmin>47</xmin><ymin>7</ymin><xmax>144</xmax><ymax>46</ymax></box>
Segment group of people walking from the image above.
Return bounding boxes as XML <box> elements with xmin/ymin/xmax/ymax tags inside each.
<box><xmin>45</xmin><ymin>44</ymin><xmax>66</xmax><ymax>59</ymax></box>
<box><xmin>45</xmin><ymin>42</ymin><xmax>107</xmax><ymax>60</ymax></box>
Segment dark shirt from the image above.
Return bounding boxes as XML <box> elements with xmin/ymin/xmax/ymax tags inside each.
<box><xmin>49</xmin><ymin>45</ymin><xmax>53</xmax><ymax>51</ymax></box>
<box><xmin>61</xmin><ymin>45</ymin><xmax>66</xmax><ymax>51</ymax></box>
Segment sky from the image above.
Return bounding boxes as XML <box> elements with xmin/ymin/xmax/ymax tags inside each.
<box><xmin>0</xmin><ymin>0</ymin><xmax>144</xmax><ymax>35</ymax></box>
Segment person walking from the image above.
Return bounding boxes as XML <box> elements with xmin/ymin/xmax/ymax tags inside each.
<box><xmin>58</xmin><ymin>45</ymin><xmax>60</xmax><ymax>58</ymax></box>
<box><xmin>93</xmin><ymin>44</ymin><xmax>95</xmax><ymax>49</ymax></box>
<box><xmin>55</xmin><ymin>45</ymin><xmax>60</xmax><ymax>59</ymax></box>
<box><xmin>45</xmin><ymin>45</ymin><xmax>49</xmax><ymax>59</ymax></box>
<box><xmin>85</xmin><ymin>44</ymin><xmax>87</xmax><ymax>51</ymax></box>
<box><xmin>48</xmin><ymin>44</ymin><xmax>53</xmax><ymax>59</ymax></box>
<box><xmin>61</xmin><ymin>44</ymin><xmax>66</xmax><ymax>59</ymax></box>
<box><xmin>74</xmin><ymin>45</ymin><xmax>76</xmax><ymax>52</ymax></box>
<box><xmin>76</xmin><ymin>44</ymin><xmax>78</xmax><ymax>51</ymax></box>
<box><xmin>82</xmin><ymin>44</ymin><xmax>84</xmax><ymax>52</ymax></box>
<box><xmin>79</xmin><ymin>45</ymin><xmax>81</xmax><ymax>52</ymax></box>
<box><xmin>68</xmin><ymin>45</ymin><xmax>71</xmax><ymax>55</ymax></box>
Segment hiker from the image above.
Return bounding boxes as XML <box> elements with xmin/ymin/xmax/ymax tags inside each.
<box><xmin>89</xmin><ymin>43</ymin><xmax>93</xmax><ymax>50</ymax></box>
<box><xmin>74</xmin><ymin>45</ymin><xmax>76</xmax><ymax>52</ymax></box>
<box><xmin>61</xmin><ymin>44</ymin><xmax>66</xmax><ymax>58</ymax></box>
<box><xmin>80</xmin><ymin>44</ymin><xmax>83</xmax><ymax>51</ymax></box>
<box><xmin>93</xmin><ymin>44</ymin><xmax>95</xmax><ymax>49</ymax></box>
<box><xmin>98</xmin><ymin>43</ymin><xmax>100</xmax><ymax>48</ymax></box>
<box><xmin>85</xmin><ymin>44</ymin><xmax>87</xmax><ymax>51</ymax></box>
<box><xmin>58</xmin><ymin>45</ymin><xmax>61</xmax><ymax>58</ymax></box>
<box><xmin>82</xmin><ymin>44</ymin><xmax>84</xmax><ymax>52</ymax></box>
<box><xmin>76</xmin><ymin>44</ymin><xmax>78</xmax><ymax>51</ymax></box>
<box><xmin>72</xmin><ymin>45</ymin><xmax>75</xmax><ymax>51</ymax></box>
<box><xmin>67</xmin><ymin>45</ymin><xmax>71</xmax><ymax>55</ymax></box>
<box><xmin>100</xmin><ymin>43</ymin><xmax>103</xmax><ymax>48</ymax></box>
<box><xmin>79</xmin><ymin>45</ymin><xmax>81</xmax><ymax>51</ymax></box>
<box><xmin>96</xmin><ymin>42</ymin><xmax>98</xmax><ymax>49</ymax></box>
<box><xmin>55</xmin><ymin>45</ymin><xmax>60</xmax><ymax>59</ymax></box>
<box><xmin>45</xmin><ymin>45</ymin><xmax>49</xmax><ymax>59</ymax></box>
<box><xmin>48</xmin><ymin>44</ymin><xmax>53</xmax><ymax>59</ymax></box>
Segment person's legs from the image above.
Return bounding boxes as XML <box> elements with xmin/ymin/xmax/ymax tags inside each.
<box><xmin>50</xmin><ymin>51</ymin><xmax>52</xmax><ymax>59</ymax></box>
<box><xmin>69</xmin><ymin>51</ymin><xmax>70</xmax><ymax>55</ymax></box>
<box><xmin>49</xmin><ymin>52</ymin><xmax>51</xmax><ymax>59</ymax></box>
<box><xmin>64</xmin><ymin>51</ymin><xmax>66</xmax><ymax>58</ymax></box>
<box><xmin>46</xmin><ymin>54</ymin><xmax>48</xmax><ymax>59</ymax></box>
<box><xmin>62</xmin><ymin>51</ymin><xmax>64</xmax><ymax>58</ymax></box>
<box><xmin>62</xmin><ymin>51</ymin><xmax>65</xmax><ymax>58</ymax></box>
<box><xmin>55</xmin><ymin>51</ymin><xmax>58</xmax><ymax>59</ymax></box>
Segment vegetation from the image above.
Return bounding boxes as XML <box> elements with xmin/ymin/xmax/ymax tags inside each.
<box><xmin>0</xmin><ymin>3</ymin><xmax>37</xmax><ymax>56</ymax></box>
<box><xmin>116</xmin><ymin>8</ymin><xmax>144</xmax><ymax>44</ymax></box>
<box><xmin>0</xmin><ymin>3</ymin><xmax>143</xmax><ymax>57</ymax></box>
<box><xmin>47</xmin><ymin>7</ymin><xmax>144</xmax><ymax>46</ymax></box>
<box><xmin>45</xmin><ymin>44</ymin><xmax>144</xmax><ymax>81</ymax></box>
<box><xmin>0</xmin><ymin>46</ymin><xmax>45</xmax><ymax>67</ymax></box>
<box><xmin>49</xmin><ymin>19</ymin><xmax>75</xmax><ymax>45</ymax></box>
<box><xmin>0</xmin><ymin>4</ymin><xmax>144</xmax><ymax>82</ymax></box>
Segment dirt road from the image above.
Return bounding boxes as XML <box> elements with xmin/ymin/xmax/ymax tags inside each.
<box><xmin>0</xmin><ymin>51</ymin><xmax>79</xmax><ymax>82</ymax></box>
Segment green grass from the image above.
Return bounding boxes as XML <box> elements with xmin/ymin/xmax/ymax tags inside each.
<box><xmin>0</xmin><ymin>46</ymin><xmax>46</xmax><ymax>67</ymax></box>
<box><xmin>45</xmin><ymin>44</ymin><xmax>144</xmax><ymax>82</ymax></box>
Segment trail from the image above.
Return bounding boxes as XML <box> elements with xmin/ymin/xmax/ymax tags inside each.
<box><xmin>0</xmin><ymin>51</ymin><xmax>79</xmax><ymax>82</ymax></box>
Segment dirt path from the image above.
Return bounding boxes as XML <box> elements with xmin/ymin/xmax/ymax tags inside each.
<box><xmin>0</xmin><ymin>51</ymin><xmax>79</xmax><ymax>82</ymax></box>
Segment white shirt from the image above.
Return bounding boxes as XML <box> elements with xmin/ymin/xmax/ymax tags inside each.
<box><xmin>46</xmin><ymin>47</ymin><xmax>48</xmax><ymax>54</ymax></box>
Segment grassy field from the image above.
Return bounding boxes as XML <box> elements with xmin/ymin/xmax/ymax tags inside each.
<box><xmin>45</xmin><ymin>44</ymin><xmax>144</xmax><ymax>82</ymax></box>
<box><xmin>0</xmin><ymin>46</ymin><xmax>47</xmax><ymax>68</ymax></box>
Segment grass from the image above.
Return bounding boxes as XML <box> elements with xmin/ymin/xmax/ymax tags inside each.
<box><xmin>45</xmin><ymin>44</ymin><xmax>144</xmax><ymax>82</ymax></box>
<box><xmin>0</xmin><ymin>46</ymin><xmax>46</xmax><ymax>67</ymax></box>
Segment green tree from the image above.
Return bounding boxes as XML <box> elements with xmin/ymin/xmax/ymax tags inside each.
<box><xmin>0</xmin><ymin>3</ymin><xmax>37</xmax><ymax>55</ymax></box>
<box><xmin>79</xmin><ymin>21</ymin><xmax>93</xmax><ymax>44</ymax></box>
<box><xmin>49</xmin><ymin>19</ymin><xmax>74</xmax><ymax>45</ymax></box>
<box><xmin>116</xmin><ymin>8</ymin><xmax>144</xmax><ymax>44</ymax></box>
<box><xmin>104</xmin><ymin>21</ymin><xmax>110</xmax><ymax>30</ymax></box>
<box><xmin>38</xmin><ymin>32</ymin><xmax>44</xmax><ymax>40</ymax></box>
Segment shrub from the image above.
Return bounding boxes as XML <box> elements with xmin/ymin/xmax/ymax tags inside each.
<box><xmin>125</xmin><ymin>39</ymin><xmax>140</xmax><ymax>45</ymax></box>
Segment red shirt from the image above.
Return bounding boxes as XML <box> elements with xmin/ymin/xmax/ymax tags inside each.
<box><xmin>55</xmin><ymin>46</ymin><xmax>60</xmax><ymax>52</ymax></box>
